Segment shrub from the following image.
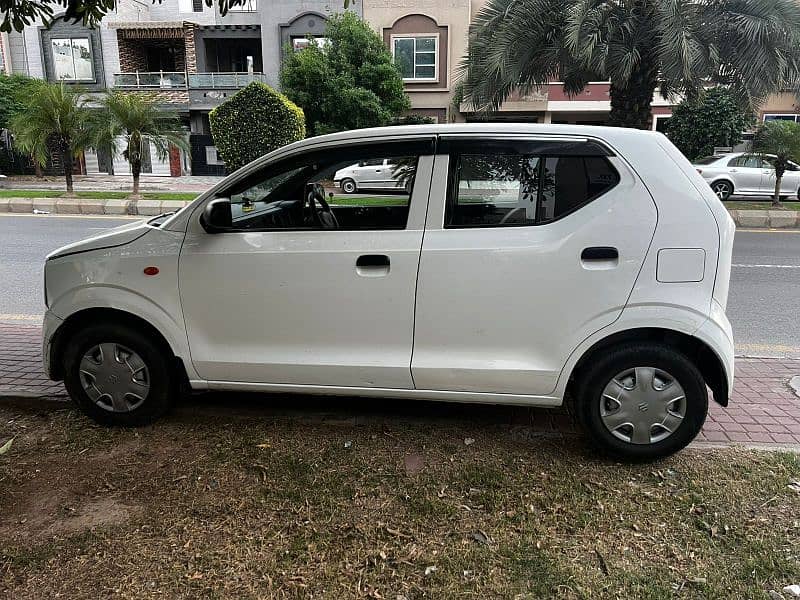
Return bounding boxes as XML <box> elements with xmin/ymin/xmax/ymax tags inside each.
<box><xmin>209</xmin><ymin>82</ymin><xmax>305</xmax><ymax>171</ymax></box>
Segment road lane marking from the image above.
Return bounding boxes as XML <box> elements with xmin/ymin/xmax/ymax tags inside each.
<box><xmin>0</xmin><ymin>213</ymin><xmax>139</xmax><ymax>220</ymax></box>
<box><xmin>732</xmin><ymin>263</ymin><xmax>800</xmax><ymax>268</ymax></box>
<box><xmin>736</xmin><ymin>228</ymin><xmax>800</xmax><ymax>233</ymax></box>
<box><xmin>0</xmin><ymin>314</ymin><xmax>43</xmax><ymax>321</ymax></box>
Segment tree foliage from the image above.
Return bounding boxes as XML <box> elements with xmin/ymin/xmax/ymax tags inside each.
<box><xmin>753</xmin><ymin>119</ymin><xmax>800</xmax><ymax>206</ymax></box>
<box><xmin>209</xmin><ymin>82</ymin><xmax>305</xmax><ymax>172</ymax></box>
<box><xmin>91</xmin><ymin>91</ymin><xmax>188</xmax><ymax>198</ymax></box>
<box><xmin>664</xmin><ymin>88</ymin><xmax>753</xmax><ymax>161</ymax></box>
<box><xmin>280</xmin><ymin>12</ymin><xmax>410</xmax><ymax>136</ymax></box>
<box><xmin>9</xmin><ymin>81</ymin><xmax>91</xmax><ymax>193</ymax></box>
<box><xmin>1</xmin><ymin>0</ymin><xmax>252</xmax><ymax>33</ymax></box>
<box><xmin>462</xmin><ymin>0</ymin><xmax>800</xmax><ymax>130</ymax></box>
<box><xmin>0</xmin><ymin>74</ymin><xmax>42</xmax><ymax>131</ymax></box>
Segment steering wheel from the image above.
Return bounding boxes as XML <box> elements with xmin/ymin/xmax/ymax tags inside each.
<box><xmin>499</xmin><ymin>206</ymin><xmax>527</xmax><ymax>224</ymax></box>
<box><xmin>306</xmin><ymin>183</ymin><xmax>339</xmax><ymax>229</ymax></box>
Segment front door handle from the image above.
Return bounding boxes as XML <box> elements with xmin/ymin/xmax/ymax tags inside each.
<box><xmin>356</xmin><ymin>254</ymin><xmax>390</xmax><ymax>276</ymax></box>
<box><xmin>581</xmin><ymin>246</ymin><xmax>618</xmax><ymax>261</ymax></box>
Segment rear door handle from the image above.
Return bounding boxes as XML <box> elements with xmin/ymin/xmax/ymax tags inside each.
<box><xmin>356</xmin><ymin>254</ymin><xmax>390</xmax><ymax>276</ymax></box>
<box><xmin>581</xmin><ymin>246</ymin><xmax>618</xmax><ymax>260</ymax></box>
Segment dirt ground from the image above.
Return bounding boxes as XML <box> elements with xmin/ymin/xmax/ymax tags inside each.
<box><xmin>0</xmin><ymin>397</ymin><xmax>798</xmax><ymax>599</ymax></box>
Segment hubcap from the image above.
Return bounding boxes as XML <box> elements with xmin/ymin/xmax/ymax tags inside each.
<box><xmin>78</xmin><ymin>343</ymin><xmax>150</xmax><ymax>413</ymax></box>
<box><xmin>712</xmin><ymin>183</ymin><xmax>729</xmax><ymax>199</ymax></box>
<box><xmin>343</xmin><ymin>181</ymin><xmax>355</xmax><ymax>193</ymax></box>
<box><xmin>599</xmin><ymin>367</ymin><xmax>686</xmax><ymax>445</ymax></box>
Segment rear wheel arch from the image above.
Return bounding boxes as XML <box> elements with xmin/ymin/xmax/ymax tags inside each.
<box><xmin>50</xmin><ymin>308</ymin><xmax>187</xmax><ymax>387</ymax></box>
<box><xmin>566</xmin><ymin>327</ymin><xmax>729</xmax><ymax>407</ymax></box>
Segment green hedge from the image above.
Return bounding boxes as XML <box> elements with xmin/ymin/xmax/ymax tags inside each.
<box><xmin>209</xmin><ymin>82</ymin><xmax>305</xmax><ymax>172</ymax></box>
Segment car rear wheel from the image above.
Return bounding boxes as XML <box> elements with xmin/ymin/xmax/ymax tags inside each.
<box><xmin>575</xmin><ymin>343</ymin><xmax>708</xmax><ymax>460</ymax></box>
<box><xmin>63</xmin><ymin>323</ymin><xmax>174</xmax><ymax>426</ymax></box>
<box><xmin>341</xmin><ymin>178</ymin><xmax>357</xmax><ymax>194</ymax></box>
<box><xmin>711</xmin><ymin>180</ymin><xmax>733</xmax><ymax>200</ymax></box>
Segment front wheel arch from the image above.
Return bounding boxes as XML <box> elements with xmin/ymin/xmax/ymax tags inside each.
<box><xmin>566</xmin><ymin>327</ymin><xmax>728</xmax><ymax>407</ymax></box>
<box><xmin>50</xmin><ymin>308</ymin><xmax>187</xmax><ymax>388</ymax></box>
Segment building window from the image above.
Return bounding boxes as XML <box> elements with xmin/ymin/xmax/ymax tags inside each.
<box><xmin>229</xmin><ymin>0</ymin><xmax>258</xmax><ymax>11</ymax></box>
<box><xmin>51</xmin><ymin>38</ymin><xmax>93</xmax><ymax>81</ymax></box>
<box><xmin>291</xmin><ymin>36</ymin><xmax>328</xmax><ymax>52</ymax></box>
<box><xmin>763</xmin><ymin>114</ymin><xmax>800</xmax><ymax>123</ymax></box>
<box><xmin>206</xmin><ymin>146</ymin><xmax>224</xmax><ymax>166</ymax></box>
<box><xmin>392</xmin><ymin>36</ymin><xmax>437</xmax><ymax>81</ymax></box>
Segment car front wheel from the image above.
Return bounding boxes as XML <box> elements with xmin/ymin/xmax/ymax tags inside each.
<box><xmin>576</xmin><ymin>343</ymin><xmax>708</xmax><ymax>460</ymax></box>
<box><xmin>710</xmin><ymin>180</ymin><xmax>733</xmax><ymax>200</ymax></box>
<box><xmin>63</xmin><ymin>323</ymin><xmax>175</xmax><ymax>426</ymax></box>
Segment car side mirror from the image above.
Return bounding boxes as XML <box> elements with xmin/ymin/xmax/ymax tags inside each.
<box><xmin>201</xmin><ymin>197</ymin><xmax>232</xmax><ymax>233</ymax></box>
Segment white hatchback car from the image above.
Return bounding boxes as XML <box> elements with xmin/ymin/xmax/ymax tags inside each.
<box><xmin>43</xmin><ymin>124</ymin><xmax>735</xmax><ymax>459</ymax></box>
<box><xmin>693</xmin><ymin>152</ymin><xmax>800</xmax><ymax>200</ymax></box>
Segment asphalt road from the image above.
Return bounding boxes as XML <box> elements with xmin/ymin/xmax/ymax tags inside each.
<box><xmin>1</xmin><ymin>214</ymin><xmax>799</xmax><ymax>357</ymax></box>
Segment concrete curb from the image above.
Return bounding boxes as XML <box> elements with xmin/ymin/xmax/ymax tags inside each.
<box><xmin>0</xmin><ymin>197</ymin><xmax>191</xmax><ymax>216</ymax></box>
<box><xmin>1</xmin><ymin>197</ymin><xmax>799</xmax><ymax>227</ymax></box>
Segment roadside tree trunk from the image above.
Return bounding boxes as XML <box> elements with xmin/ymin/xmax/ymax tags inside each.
<box><xmin>126</xmin><ymin>133</ymin><xmax>143</xmax><ymax>215</ymax></box>
<box><xmin>773</xmin><ymin>172</ymin><xmax>784</xmax><ymax>207</ymax></box>
<box><xmin>608</xmin><ymin>53</ymin><xmax>659</xmax><ymax>130</ymax></box>
<box><xmin>61</xmin><ymin>138</ymin><xmax>74</xmax><ymax>196</ymax></box>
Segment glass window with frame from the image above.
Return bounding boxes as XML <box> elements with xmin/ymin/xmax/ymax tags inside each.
<box><xmin>292</xmin><ymin>36</ymin><xmax>329</xmax><ymax>52</ymax></box>
<box><xmin>393</xmin><ymin>36</ymin><xmax>436</xmax><ymax>80</ymax></box>
<box><xmin>228</xmin><ymin>0</ymin><xmax>257</xmax><ymax>11</ymax></box>
<box><xmin>447</xmin><ymin>152</ymin><xmax>619</xmax><ymax>227</ymax></box>
<box><xmin>51</xmin><ymin>38</ymin><xmax>93</xmax><ymax>81</ymax></box>
<box><xmin>219</xmin><ymin>147</ymin><xmax>422</xmax><ymax>231</ymax></box>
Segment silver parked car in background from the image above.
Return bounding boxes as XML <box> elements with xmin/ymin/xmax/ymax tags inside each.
<box><xmin>693</xmin><ymin>152</ymin><xmax>800</xmax><ymax>200</ymax></box>
<box><xmin>333</xmin><ymin>159</ymin><xmax>411</xmax><ymax>193</ymax></box>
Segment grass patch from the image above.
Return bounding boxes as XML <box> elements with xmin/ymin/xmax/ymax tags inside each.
<box><xmin>726</xmin><ymin>200</ymin><xmax>800</xmax><ymax>210</ymax></box>
<box><xmin>0</xmin><ymin>406</ymin><xmax>798</xmax><ymax>598</ymax></box>
<box><xmin>0</xmin><ymin>190</ymin><xmax>198</xmax><ymax>201</ymax></box>
<box><xmin>328</xmin><ymin>195</ymin><xmax>407</xmax><ymax>207</ymax></box>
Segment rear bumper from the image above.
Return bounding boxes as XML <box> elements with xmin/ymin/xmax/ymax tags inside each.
<box><xmin>42</xmin><ymin>310</ymin><xmax>63</xmax><ymax>380</ymax></box>
<box><xmin>696</xmin><ymin>299</ymin><xmax>735</xmax><ymax>400</ymax></box>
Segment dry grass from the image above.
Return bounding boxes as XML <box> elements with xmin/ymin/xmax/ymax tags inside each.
<box><xmin>0</xmin><ymin>402</ymin><xmax>798</xmax><ymax>599</ymax></box>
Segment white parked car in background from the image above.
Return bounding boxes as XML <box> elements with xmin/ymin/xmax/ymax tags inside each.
<box><xmin>693</xmin><ymin>152</ymin><xmax>800</xmax><ymax>200</ymax></box>
<box><xmin>43</xmin><ymin>124</ymin><xmax>734</xmax><ymax>459</ymax></box>
<box><xmin>334</xmin><ymin>158</ymin><xmax>411</xmax><ymax>193</ymax></box>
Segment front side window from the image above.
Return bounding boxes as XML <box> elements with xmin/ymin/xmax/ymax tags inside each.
<box><xmin>51</xmin><ymin>38</ymin><xmax>93</xmax><ymax>81</ymax></box>
<box><xmin>393</xmin><ymin>36</ymin><xmax>436</xmax><ymax>81</ymax></box>
<box><xmin>216</xmin><ymin>145</ymin><xmax>425</xmax><ymax>231</ymax></box>
<box><xmin>447</xmin><ymin>150</ymin><xmax>619</xmax><ymax>227</ymax></box>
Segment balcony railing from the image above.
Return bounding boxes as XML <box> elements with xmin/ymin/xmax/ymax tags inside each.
<box><xmin>188</xmin><ymin>72</ymin><xmax>268</xmax><ymax>89</ymax></box>
<box><xmin>113</xmin><ymin>72</ymin><xmax>187</xmax><ymax>89</ymax></box>
<box><xmin>113</xmin><ymin>72</ymin><xmax>268</xmax><ymax>90</ymax></box>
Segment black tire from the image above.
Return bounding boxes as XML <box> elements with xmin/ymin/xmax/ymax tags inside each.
<box><xmin>575</xmin><ymin>343</ymin><xmax>708</xmax><ymax>461</ymax></box>
<box><xmin>341</xmin><ymin>178</ymin><xmax>357</xmax><ymax>194</ymax></box>
<box><xmin>779</xmin><ymin>195</ymin><xmax>788</xmax><ymax>201</ymax></box>
<box><xmin>710</xmin><ymin>180</ymin><xmax>733</xmax><ymax>201</ymax></box>
<box><xmin>63</xmin><ymin>323</ymin><xmax>174</xmax><ymax>426</ymax></box>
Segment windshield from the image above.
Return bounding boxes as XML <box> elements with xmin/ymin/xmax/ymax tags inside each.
<box><xmin>694</xmin><ymin>156</ymin><xmax>723</xmax><ymax>165</ymax></box>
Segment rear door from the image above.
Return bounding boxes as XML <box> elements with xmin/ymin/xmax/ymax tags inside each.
<box><xmin>411</xmin><ymin>136</ymin><xmax>658</xmax><ymax>396</ymax></box>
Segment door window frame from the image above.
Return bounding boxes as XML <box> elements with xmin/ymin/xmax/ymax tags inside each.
<box><xmin>440</xmin><ymin>137</ymin><xmax>619</xmax><ymax>228</ymax></box>
<box><xmin>194</xmin><ymin>138</ymin><xmax>436</xmax><ymax>233</ymax></box>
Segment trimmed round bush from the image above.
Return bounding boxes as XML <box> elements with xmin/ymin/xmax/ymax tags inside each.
<box><xmin>209</xmin><ymin>82</ymin><xmax>305</xmax><ymax>172</ymax></box>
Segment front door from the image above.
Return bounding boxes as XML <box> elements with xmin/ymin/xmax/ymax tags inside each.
<box><xmin>411</xmin><ymin>137</ymin><xmax>658</xmax><ymax>396</ymax></box>
<box><xmin>729</xmin><ymin>155</ymin><xmax>767</xmax><ymax>193</ymax></box>
<box><xmin>179</xmin><ymin>139</ymin><xmax>434</xmax><ymax>388</ymax></box>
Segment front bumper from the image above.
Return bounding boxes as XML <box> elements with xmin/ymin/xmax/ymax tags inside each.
<box><xmin>42</xmin><ymin>310</ymin><xmax>64</xmax><ymax>380</ymax></box>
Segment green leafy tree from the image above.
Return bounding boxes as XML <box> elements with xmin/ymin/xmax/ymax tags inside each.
<box><xmin>91</xmin><ymin>91</ymin><xmax>188</xmax><ymax>201</ymax></box>
<box><xmin>281</xmin><ymin>12</ymin><xmax>410</xmax><ymax>136</ymax></box>
<box><xmin>0</xmin><ymin>74</ymin><xmax>41</xmax><ymax>130</ymax></box>
<box><xmin>461</xmin><ymin>0</ymin><xmax>800</xmax><ymax>130</ymax></box>
<box><xmin>665</xmin><ymin>88</ymin><xmax>753</xmax><ymax>161</ymax></box>
<box><xmin>753</xmin><ymin>119</ymin><xmax>800</xmax><ymax>207</ymax></box>
<box><xmin>9</xmin><ymin>81</ymin><xmax>91</xmax><ymax>194</ymax></box>
<box><xmin>209</xmin><ymin>81</ymin><xmax>305</xmax><ymax>171</ymax></box>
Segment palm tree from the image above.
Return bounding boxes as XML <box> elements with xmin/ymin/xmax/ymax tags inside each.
<box><xmin>9</xmin><ymin>82</ymin><xmax>91</xmax><ymax>194</ymax></box>
<box><xmin>461</xmin><ymin>0</ymin><xmax>800</xmax><ymax>130</ymax></box>
<box><xmin>92</xmin><ymin>92</ymin><xmax>187</xmax><ymax>202</ymax></box>
<box><xmin>753</xmin><ymin>120</ymin><xmax>800</xmax><ymax>207</ymax></box>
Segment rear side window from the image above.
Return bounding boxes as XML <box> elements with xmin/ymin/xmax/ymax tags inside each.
<box><xmin>447</xmin><ymin>152</ymin><xmax>619</xmax><ymax>227</ymax></box>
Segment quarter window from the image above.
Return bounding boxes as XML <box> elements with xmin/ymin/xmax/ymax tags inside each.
<box><xmin>51</xmin><ymin>38</ymin><xmax>93</xmax><ymax>81</ymax></box>
<box><xmin>447</xmin><ymin>152</ymin><xmax>619</xmax><ymax>227</ymax></box>
<box><xmin>393</xmin><ymin>36</ymin><xmax>436</xmax><ymax>81</ymax></box>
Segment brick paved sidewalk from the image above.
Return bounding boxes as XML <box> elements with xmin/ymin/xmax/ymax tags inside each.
<box><xmin>1</xmin><ymin>322</ymin><xmax>798</xmax><ymax>446</ymax></box>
